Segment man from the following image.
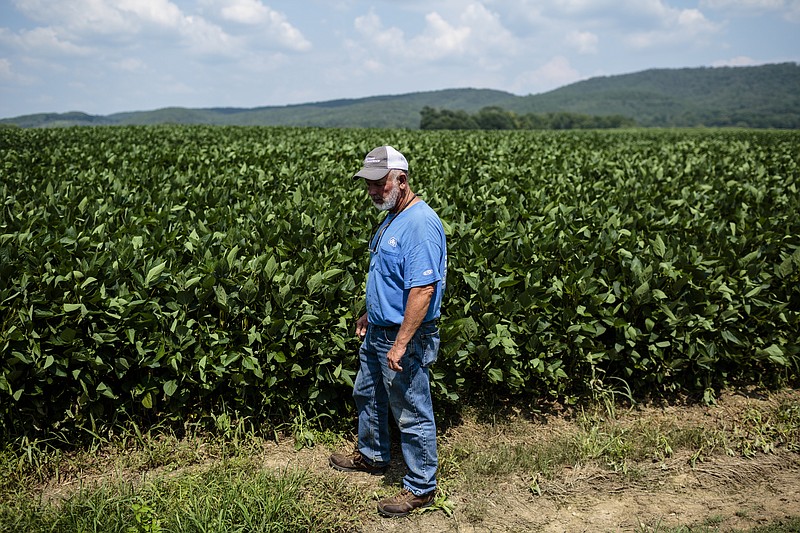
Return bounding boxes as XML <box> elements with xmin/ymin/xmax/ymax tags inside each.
<box><xmin>329</xmin><ymin>145</ymin><xmax>447</xmax><ymax>518</ymax></box>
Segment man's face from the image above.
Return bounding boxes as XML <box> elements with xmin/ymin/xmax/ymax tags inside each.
<box><xmin>366</xmin><ymin>173</ymin><xmax>401</xmax><ymax>211</ymax></box>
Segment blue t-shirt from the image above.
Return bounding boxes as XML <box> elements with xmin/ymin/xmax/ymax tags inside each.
<box><xmin>366</xmin><ymin>201</ymin><xmax>447</xmax><ymax>327</ymax></box>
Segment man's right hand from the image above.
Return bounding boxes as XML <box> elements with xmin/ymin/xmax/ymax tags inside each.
<box><xmin>355</xmin><ymin>313</ymin><xmax>369</xmax><ymax>340</ymax></box>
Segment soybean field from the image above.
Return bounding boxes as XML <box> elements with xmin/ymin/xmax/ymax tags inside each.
<box><xmin>1</xmin><ymin>126</ymin><xmax>798</xmax><ymax>440</ymax></box>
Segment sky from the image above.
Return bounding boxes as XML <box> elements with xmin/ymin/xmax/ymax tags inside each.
<box><xmin>1</xmin><ymin>0</ymin><xmax>798</xmax><ymax>118</ymax></box>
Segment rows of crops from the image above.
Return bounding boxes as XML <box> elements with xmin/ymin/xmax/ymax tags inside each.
<box><xmin>1</xmin><ymin>126</ymin><xmax>798</xmax><ymax>438</ymax></box>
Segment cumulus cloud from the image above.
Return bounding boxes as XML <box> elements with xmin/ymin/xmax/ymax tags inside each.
<box><xmin>699</xmin><ymin>0</ymin><xmax>800</xmax><ymax>21</ymax></box>
<box><xmin>567</xmin><ymin>30</ymin><xmax>598</xmax><ymax>54</ymax></box>
<box><xmin>701</xmin><ymin>0</ymin><xmax>785</xmax><ymax>9</ymax></box>
<box><xmin>0</xmin><ymin>26</ymin><xmax>93</xmax><ymax>56</ymax></box>
<box><xmin>9</xmin><ymin>0</ymin><xmax>240</xmax><ymax>56</ymax></box>
<box><xmin>113</xmin><ymin>57</ymin><xmax>147</xmax><ymax>72</ymax></box>
<box><xmin>117</xmin><ymin>0</ymin><xmax>184</xmax><ymax>28</ymax></box>
<box><xmin>532</xmin><ymin>55</ymin><xmax>581</xmax><ymax>86</ymax></box>
<box><xmin>353</xmin><ymin>2</ymin><xmax>517</xmax><ymax>66</ymax></box>
<box><xmin>353</xmin><ymin>11</ymin><xmax>406</xmax><ymax>55</ymax></box>
<box><xmin>0</xmin><ymin>58</ymin><xmax>14</xmax><ymax>80</ymax></box>
<box><xmin>513</xmin><ymin>55</ymin><xmax>582</xmax><ymax>94</ymax></box>
<box><xmin>712</xmin><ymin>55</ymin><xmax>761</xmax><ymax>66</ymax></box>
<box><xmin>12</xmin><ymin>0</ymin><xmax>173</xmax><ymax>36</ymax></box>
<box><xmin>218</xmin><ymin>0</ymin><xmax>311</xmax><ymax>51</ymax></box>
<box><xmin>627</xmin><ymin>7</ymin><xmax>720</xmax><ymax>48</ymax></box>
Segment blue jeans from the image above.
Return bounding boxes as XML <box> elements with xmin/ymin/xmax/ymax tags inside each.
<box><xmin>353</xmin><ymin>320</ymin><xmax>440</xmax><ymax>495</ymax></box>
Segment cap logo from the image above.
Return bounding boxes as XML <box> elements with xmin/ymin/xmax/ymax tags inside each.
<box><xmin>365</xmin><ymin>156</ymin><xmax>383</xmax><ymax>164</ymax></box>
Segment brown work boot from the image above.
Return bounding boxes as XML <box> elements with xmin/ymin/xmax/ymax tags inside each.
<box><xmin>329</xmin><ymin>451</ymin><xmax>387</xmax><ymax>475</ymax></box>
<box><xmin>377</xmin><ymin>488</ymin><xmax>436</xmax><ymax>517</ymax></box>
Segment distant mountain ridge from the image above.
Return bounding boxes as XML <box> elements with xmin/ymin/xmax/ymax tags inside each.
<box><xmin>3</xmin><ymin>63</ymin><xmax>798</xmax><ymax>129</ymax></box>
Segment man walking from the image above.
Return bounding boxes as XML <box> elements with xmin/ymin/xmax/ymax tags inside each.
<box><xmin>329</xmin><ymin>145</ymin><xmax>447</xmax><ymax>517</ymax></box>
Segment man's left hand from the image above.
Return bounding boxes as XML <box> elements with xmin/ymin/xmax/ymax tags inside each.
<box><xmin>387</xmin><ymin>343</ymin><xmax>406</xmax><ymax>372</ymax></box>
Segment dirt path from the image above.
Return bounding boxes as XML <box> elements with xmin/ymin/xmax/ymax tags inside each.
<box><xmin>343</xmin><ymin>389</ymin><xmax>800</xmax><ymax>532</ymax></box>
<box><xmin>348</xmin><ymin>451</ymin><xmax>799</xmax><ymax>532</ymax></box>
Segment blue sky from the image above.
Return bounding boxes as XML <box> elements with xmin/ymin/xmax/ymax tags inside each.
<box><xmin>1</xmin><ymin>0</ymin><xmax>798</xmax><ymax>118</ymax></box>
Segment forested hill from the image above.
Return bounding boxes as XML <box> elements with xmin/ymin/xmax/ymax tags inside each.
<box><xmin>500</xmin><ymin>62</ymin><xmax>800</xmax><ymax>128</ymax></box>
<box><xmin>2</xmin><ymin>63</ymin><xmax>798</xmax><ymax>129</ymax></box>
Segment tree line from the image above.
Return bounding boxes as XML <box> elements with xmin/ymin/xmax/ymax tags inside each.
<box><xmin>420</xmin><ymin>106</ymin><xmax>636</xmax><ymax>130</ymax></box>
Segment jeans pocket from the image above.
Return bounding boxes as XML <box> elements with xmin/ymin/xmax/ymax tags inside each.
<box><xmin>419</xmin><ymin>330</ymin><xmax>440</xmax><ymax>367</ymax></box>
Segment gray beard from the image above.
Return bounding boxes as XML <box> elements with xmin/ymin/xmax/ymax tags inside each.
<box><xmin>373</xmin><ymin>185</ymin><xmax>400</xmax><ymax>212</ymax></box>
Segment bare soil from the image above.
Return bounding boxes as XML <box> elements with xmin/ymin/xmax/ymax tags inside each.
<box><xmin>321</xmin><ymin>388</ymin><xmax>800</xmax><ymax>532</ymax></box>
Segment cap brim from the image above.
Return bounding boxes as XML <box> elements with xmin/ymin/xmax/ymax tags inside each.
<box><xmin>353</xmin><ymin>167</ymin><xmax>390</xmax><ymax>181</ymax></box>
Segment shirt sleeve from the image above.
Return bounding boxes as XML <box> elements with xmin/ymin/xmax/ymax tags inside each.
<box><xmin>404</xmin><ymin>239</ymin><xmax>443</xmax><ymax>289</ymax></box>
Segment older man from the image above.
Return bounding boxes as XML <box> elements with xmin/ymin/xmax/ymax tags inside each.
<box><xmin>329</xmin><ymin>145</ymin><xmax>447</xmax><ymax>517</ymax></box>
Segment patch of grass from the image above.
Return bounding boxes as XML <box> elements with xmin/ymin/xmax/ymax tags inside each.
<box><xmin>437</xmin><ymin>394</ymin><xmax>800</xmax><ymax>502</ymax></box>
<box><xmin>635</xmin><ymin>516</ymin><xmax>800</xmax><ymax>533</ymax></box>
<box><xmin>744</xmin><ymin>516</ymin><xmax>800</xmax><ymax>533</ymax></box>
<box><xmin>0</xmin><ymin>457</ymin><xmax>363</xmax><ymax>532</ymax></box>
<box><xmin>0</xmin><ymin>417</ymin><xmax>367</xmax><ymax>532</ymax></box>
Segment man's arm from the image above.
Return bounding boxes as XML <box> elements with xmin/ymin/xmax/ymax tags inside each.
<box><xmin>386</xmin><ymin>283</ymin><xmax>435</xmax><ymax>372</ymax></box>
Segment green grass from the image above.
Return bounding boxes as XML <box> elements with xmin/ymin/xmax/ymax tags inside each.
<box><xmin>635</xmin><ymin>517</ymin><xmax>800</xmax><ymax>533</ymax></box>
<box><xmin>0</xmin><ymin>461</ymin><xmax>358</xmax><ymax>532</ymax></box>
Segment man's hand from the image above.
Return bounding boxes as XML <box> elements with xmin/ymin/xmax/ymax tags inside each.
<box><xmin>386</xmin><ymin>342</ymin><xmax>406</xmax><ymax>372</ymax></box>
<box><xmin>355</xmin><ymin>313</ymin><xmax>369</xmax><ymax>340</ymax></box>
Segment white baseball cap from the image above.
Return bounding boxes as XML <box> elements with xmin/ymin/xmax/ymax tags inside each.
<box><xmin>353</xmin><ymin>145</ymin><xmax>409</xmax><ymax>181</ymax></box>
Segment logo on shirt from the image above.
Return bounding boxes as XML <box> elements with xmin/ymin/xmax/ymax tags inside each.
<box><xmin>388</xmin><ymin>237</ymin><xmax>398</xmax><ymax>247</ymax></box>
<box><xmin>423</xmin><ymin>269</ymin><xmax>433</xmax><ymax>276</ymax></box>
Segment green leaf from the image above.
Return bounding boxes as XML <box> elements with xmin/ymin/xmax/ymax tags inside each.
<box><xmin>307</xmin><ymin>272</ymin><xmax>323</xmax><ymax>293</ymax></box>
<box><xmin>634</xmin><ymin>281</ymin><xmax>650</xmax><ymax>299</ymax></box>
<box><xmin>487</xmin><ymin>368</ymin><xmax>503</xmax><ymax>383</ymax></box>
<box><xmin>226</xmin><ymin>245</ymin><xmax>240</xmax><ymax>270</ymax></box>
<box><xmin>214</xmin><ymin>285</ymin><xmax>228</xmax><ymax>309</ymax></box>
<box><xmin>652</xmin><ymin>235</ymin><xmax>666</xmax><ymax>258</ymax></box>
<box><xmin>145</xmin><ymin>261</ymin><xmax>167</xmax><ymax>286</ymax></box>
<box><xmin>141</xmin><ymin>392</ymin><xmax>153</xmax><ymax>409</ymax></box>
<box><xmin>776</xmin><ymin>257</ymin><xmax>794</xmax><ymax>278</ymax></box>
<box><xmin>163</xmin><ymin>380</ymin><xmax>178</xmax><ymax>397</ymax></box>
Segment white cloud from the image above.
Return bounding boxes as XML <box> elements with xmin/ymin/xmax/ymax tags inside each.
<box><xmin>9</xmin><ymin>0</ymin><xmax>242</xmax><ymax>56</ymax></box>
<box><xmin>179</xmin><ymin>15</ymin><xmax>237</xmax><ymax>55</ymax></box>
<box><xmin>218</xmin><ymin>0</ymin><xmax>311</xmax><ymax>51</ymax></box>
<box><xmin>113</xmin><ymin>57</ymin><xmax>147</xmax><ymax>72</ymax></box>
<box><xmin>513</xmin><ymin>55</ymin><xmax>582</xmax><ymax>94</ymax></box>
<box><xmin>0</xmin><ymin>58</ymin><xmax>10</xmax><ymax>74</ymax></box>
<box><xmin>535</xmin><ymin>55</ymin><xmax>581</xmax><ymax>85</ymax></box>
<box><xmin>701</xmin><ymin>0</ymin><xmax>784</xmax><ymax>9</ymax></box>
<box><xmin>0</xmin><ymin>26</ymin><xmax>93</xmax><ymax>56</ymax></box>
<box><xmin>0</xmin><ymin>56</ymin><xmax>36</xmax><ymax>85</ymax></box>
<box><xmin>353</xmin><ymin>3</ymin><xmax>517</xmax><ymax>65</ymax></box>
<box><xmin>567</xmin><ymin>30</ymin><xmax>598</xmax><ymax>54</ymax></box>
<box><xmin>354</xmin><ymin>11</ymin><xmax>407</xmax><ymax>56</ymax></box>
<box><xmin>712</xmin><ymin>55</ymin><xmax>760</xmax><ymax>66</ymax></box>
<box><xmin>0</xmin><ymin>58</ymin><xmax>14</xmax><ymax>80</ymax></box>
<box><xmin>412</xmin><ymin>12</ymin><xmax>471</xmax><ymax>59</ymax></box>
<box><xmin>627</xmin><ymin>7</ymin><xmax>720</xmax><ymax>48</ymax></box>
<box><xmin>117</xmin><ymin>0</ymin><xmax>183</xmax><ymax>28</ymax></box>
<box><xmin>221</xmin><ymin>0</ymin><xmax>270</xmax><ymax>23</ymax></box>
<box><xmin>701</xmin><ymin>0</ymin><xmax>800</xmax><ymax>21</ymax></box>
<box><xmin>13</xmin><ymin>0</ymin><xmax>137</xmax><ymax>35</ymax></box>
